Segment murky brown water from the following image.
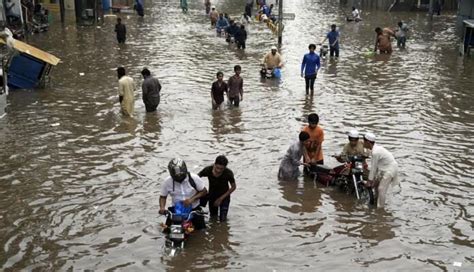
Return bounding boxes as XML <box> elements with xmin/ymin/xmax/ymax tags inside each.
<box><xmin>0</xmin><ymin>0</ymin><xmax>473</xmax><ymax>270</ymax></box>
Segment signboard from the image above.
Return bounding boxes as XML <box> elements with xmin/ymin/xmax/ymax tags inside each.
<box><xmin>282</xmin><ymin>12</ymin><xmax>295</xmax><ymax>20</ymax></box>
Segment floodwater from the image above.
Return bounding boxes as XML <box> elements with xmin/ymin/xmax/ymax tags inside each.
<box><xmin>0</xmin><ymin>0</ymin><xmax>473</xmax><ymax>270</ymax></box>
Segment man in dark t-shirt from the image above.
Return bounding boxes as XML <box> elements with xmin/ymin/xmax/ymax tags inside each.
<box><xmin>211</xmin><ymin>71</ymin><xmax>228</xmax><ymax>110</ymax></box>
<box><xmin>198</xmin><ymin>155</ymin><xmax>236</xmax><ymax>221</ymax></box>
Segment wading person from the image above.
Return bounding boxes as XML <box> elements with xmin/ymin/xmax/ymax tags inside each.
<box><xmin>198</xmin><ymin>155</ymin><xmax>236</xmax><ymax>222</ymax></box>
<box><xmin>301</xmin><ymin>113</ymin><xmax>324</xmax><ymax>174</ymax></box>
<box><xmin>320</xmin><ymin>24</ymin><xmax>340</xmax><ymax>58</ymax></box>
<box><xmin>374</xmin><ymin>27</ymin><xmax>396</xmax><ymax>54</ymax></box>
<box><xmin>114</xmin><ymin>18</ymin><xmax>126</xmax><ymax>44</ymax></box>
<box><xmin>159</xmin><ymin>158</ymin><xmax>208</xmax><ymax>229</ymax></box>
<box><xmin>135</xmin><ymin>0</ymin><xmax>144</xmax><ymax>17</ymax></box>
<box><xmin>278</xmin><ymin>131</ymin><xmax>311</xmax><ymax>181</ymax></box>
<box><xmin>235</xmin><ymin>25</ymin><xmax>247</xmax><ymax>50</ymax></box>
<box><xmin>205</xmin><ymin>0</ymin><xmax>211</xmax><ymax>14</ymax></box>
<box><xmin>141</xmin><ymin>68</ymin><xmax>161</xmax><ymax>112</ymax></box>
<box><xmin>261</xmin><ymin>46</ymin><xmax>283</xmax><ymax>76</ymax></box>
<box><xmin>334</xmin><ymin>129</ymin><xmax>368</xmax><ymax>163</ymax></box>
<box><xmin>117</xmin><ymin>67</ymin><xmax>135</xmax><ymax>116</ymax></box>
<box><xmin>180</xmin><ymin>0</ymin><xmax>188</xmax><ymax>13</ymax></box>
<box><xmin>300</xmin><ymin>44</ymin><xmax>321</xmax><ymax>96</ymax></box>
<box><xmin>363</xmin><ymin>133</ymin><xmax>399</xmax><ymax>208</ymax></box>
<box><xmin>211</xmin><ymin>71</ymin><xmax>228</xmax><ymax>110</ymax></box>
<box><xmin>395</xmin><ymin>21</ymin><xmax>409</xmax><ymax>48</ymax></box>
<box><xmin>209</xmin><ymin>7</ymin><xmax>218</xmax><ymax>27</ymax></box>
<box><xmin>227</xmin><ymin>65</ymin><xmax>243</xmax><ymax>107</ymax></box>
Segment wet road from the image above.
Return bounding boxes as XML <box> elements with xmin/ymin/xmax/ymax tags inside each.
<box><xmin>0</xmin><ymin>0</ymin><xmax>473</xmax><ymax>270</ymax></box>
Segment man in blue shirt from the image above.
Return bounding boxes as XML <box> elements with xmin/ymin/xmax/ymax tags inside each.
<box><xmin>301</xmin><ymin>44</ymin><xmax>321</xmax><ymax>96</ymax></box>
<box><xmin>216</xmin><ymin>14</ymin><xmax>229</xmax><ymax>35</ymax></box>
<box><xmin>321</xmin><ymin>24</ymin><xmax>340</xmax><ymax>58</ymax></box>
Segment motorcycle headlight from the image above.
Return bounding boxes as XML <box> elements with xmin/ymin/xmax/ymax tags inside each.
<box><xmin>355</xmin><ymin>161</ymin><xmax>363</xmax><ymax>169</ymax></box>
<box><xmin>171</xmin><ymin>226</ymin><xmax>182</xmax><ymax>233</ymax></box>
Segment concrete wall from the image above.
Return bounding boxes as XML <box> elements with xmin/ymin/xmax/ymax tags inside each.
<box><xmin>457</xmin><ymin>0</ymin><xmax>474</xmax><ymax>35</ymax></box>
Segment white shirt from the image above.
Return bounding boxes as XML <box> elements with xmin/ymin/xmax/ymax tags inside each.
<box><xmin>160</xmin><ymin>173</ymin><xmax>205</xmax><ymax>209</ymax></box>
<box><xmin>368</xmin><ymin>144</ymin><xmax>397</xmax><ymax>180</ymax></box>
<box><xmin>352</xmin><ymin>9</ymin><xmax>360</xmax><ymax>19</ymax></box>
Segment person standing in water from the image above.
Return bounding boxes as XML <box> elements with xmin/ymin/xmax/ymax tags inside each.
<box><xmin>141</xmin><ymin>68</ymin><xmax>161</xmax><ymax>112</ymax></box>
<box><xmin>114</xmin><ymin>18</ymin><xmax>126</xmax><ymax>44</ymax></box>
<box><xmin>211</xmin><ymin>71</ymin><xmax>228</xmax><ymax>110</ymax></box>
<box><xmin>227</xmin><ymin>65</ymin><xmax>244</xmax><ymax>107</ymax></box>
<box><xmin>300</xmin><ymin>44</ymin><xmax>321</xmax><ymax>96</ymax></box>
<box><xmin>117</xmin><ymin>67</ymin><xmax>135</xmax><ymax>117</ymax></box>
<box><xmin>374</xmin><ymin>27</ymin><xmax>396</xmax><ymax>54</ymax></box>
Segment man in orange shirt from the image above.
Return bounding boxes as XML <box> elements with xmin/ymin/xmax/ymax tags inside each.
<box><xmin>302</xmin><ymin>113</ymin><xmax>325</xmax><ymax>171</ymax></box>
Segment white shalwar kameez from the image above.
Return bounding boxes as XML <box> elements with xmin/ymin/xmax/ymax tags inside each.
<box><xmin>368</xmin><ymin>144</ymin><xmax>399</xmax><ymax>208</ymax></box>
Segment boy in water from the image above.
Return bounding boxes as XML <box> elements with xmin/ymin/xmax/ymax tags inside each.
<box><xmin>227</xmin><ymin>65</ymin><xmax>243</xmax><ymax>107</ymax></box>
<box><xmin>114</xmin><ymin>18</ymin><xmax>126</xmax><ymax>44</ymax></box>
<box><xmin>198</xmin><ymin>155</ymin><xmax>236</xmax><ymax>222</ymax></box>
<box><xmin>211</xmin><ymin>71</ymin><xmax>228</xmax><ymax>110</ymax></box>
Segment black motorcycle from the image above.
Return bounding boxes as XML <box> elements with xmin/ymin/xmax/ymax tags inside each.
<box><xmin>333</xmin><ymin>155</ymin><xmax>375</xmax><ymax>205</ymax></box>
<box><xmin>162</xmin><ymin>207</ymin><xmax>206</xmax><ymax>256</ymax></box>
<box><xmin>308</xmin><ymin>155</ymin><xmax>375</xmax><ymax>205</ymax></box>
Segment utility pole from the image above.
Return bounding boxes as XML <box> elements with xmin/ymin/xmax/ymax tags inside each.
<box><xmin>59</xmin><ymin>0</ymin><xmax>65</xmax><ymax>24</ymax></box>
<box><xmin>277</xmin><ymin>0</ymin><xmax>283</xmax><ymax>47</ymax></box>
<box><xmin>429</xmin><ymin>0</ymin><xmax>434</xmax><ymax>20</ymax></box>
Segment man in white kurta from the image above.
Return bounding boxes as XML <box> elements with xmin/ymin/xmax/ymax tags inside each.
<box><xmin>117</xmin><ymin>67</ymin><xmax>135</xmax><ymax>116</ymax></box>
<box><xmin>363</xmin><ymin>132</ymin><xmax>399</xmax><ymax>208</ymax></box>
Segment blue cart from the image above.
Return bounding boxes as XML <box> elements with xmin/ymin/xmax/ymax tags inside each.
<box><xmin>2</xmin><ymin>38</ymin><xmax>60</xmax><ymax>89</ymax></box>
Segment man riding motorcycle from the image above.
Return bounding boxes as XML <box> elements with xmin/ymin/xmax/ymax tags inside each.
<box><xmin>261</xmin><ymin>46</ymin><xmax>283</xmax><ymax>77</ymax></box>
<box><xmin>334</xmin><ymin>129</ymin><xmax>369</xmax><ymax>163</ymax></box>
<box><xmin>159</xmin><ymin>158</ymin><xmax>208</xmax><ymax>230</ymax></box>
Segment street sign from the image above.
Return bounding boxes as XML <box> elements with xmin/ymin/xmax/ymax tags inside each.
<box><xmin>282</xmin><ymin>13</ymin><xmax>295</xmax><ymax>20</ymax></box>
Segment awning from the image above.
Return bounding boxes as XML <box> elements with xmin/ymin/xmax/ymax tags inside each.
<box><xmin>0</xmin><ymin>38</ymin><xmax>61</xmax><ymax>66</ymax></box>
<box><xmin>463</xmin><ymin>19</ymin><xmax>474</xmax><ymax>28</ymax></box>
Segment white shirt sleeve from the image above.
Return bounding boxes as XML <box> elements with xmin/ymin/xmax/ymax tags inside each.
<box><xmin>160</xmin><ymin>177</ymin><xmax>172</xmax><ymax>196</ymax></box>
<box><xmin>369</xmin><ymin>147</ymin><xmax>379</xmax><ymax>181</ymax></box>
<box><xmin>190</xmin><ymin>173</ymin><xmax>206</xmax><ymax>191</ymax></box>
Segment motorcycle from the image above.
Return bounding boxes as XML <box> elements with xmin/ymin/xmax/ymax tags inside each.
<box><xmin>161</xmin><ymin>202</ymin><xmax>206</xmax><ymax>256</ymax></box>
<box><xmin>260</xmin><ymin>66</ymin><xmax>281</xmax><ymax>79</ymax></box>
<box><xmin>335</xmin><ymin>155</ymin><xmax>374</xmax><ymax>205</ymax></box>
<box><xmin>307</xmin><ymin>155</ymin><xmax>375</xmax><ymax>205</ymax></box>
<box><xmin>319</xmin><ymin>44</ymin><xmax>329</xmax><ymax>59</ymax></box>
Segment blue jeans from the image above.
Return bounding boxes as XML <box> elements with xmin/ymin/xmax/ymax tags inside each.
<box><xmin>209</xmin><ymin>197</ymin><xmax>230</xmax><ymax>221</ymax></box>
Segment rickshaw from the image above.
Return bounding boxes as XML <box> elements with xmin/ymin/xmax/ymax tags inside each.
<box><xmin>1</xmin><ymin>37</ymin><xmax>60</xmax><ymax>89</ymax></box>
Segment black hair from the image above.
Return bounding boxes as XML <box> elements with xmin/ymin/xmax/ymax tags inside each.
<box><xmin>240</xmin><ymin>25</ymin><xmax>245</xmax><ymax>29</ymax></box>
<box><xmin>216</xmin><ymin>71</ymin><xmax>223</xmax><ymax>77</ymax></box>
<box><xmin>299</xmin><ymin>131</ymin><xmax>310</xmax><ymax>142</ymax></box>
<box><xmin>331</xmin><ymin>24</ymin><xmax>336</xmax><ymax>29</ymax></box>
<box><xmin>308</xmin><ymin>44</ymin><xmax>316</xmax><ymax>50</ymax></box>
<box><xmin>308</xmin><ymin>113</ymin><xmax>319</xmax><ymax>124</ymax></box>
<box><xmin>215</xmin><ymin>155</ymin><xmax>228</xmax><ymax>166</ymax></box>
<box><xmin>375</xmin><ymin>27</ymin><xmax>382</xmax><ymax>33</ymax></box>
<box><xmin>141</xmin><ymin>68</ymin><xmax>151</xmax><ymax>77</ymax></box>
<box><xmin>234</xmin><ymin>65</ymin><xmax>241</xmax><ymax>71</ymax></box>
<box><xmin>117</xmin><ymin>17</ymin><xmax>122</xmax><ymax>22</ymax></box>
<box><xmin>117</xmin><ymin>67</ymin><xmax>126</xmax><ymax>77</ymax></box>
<box><xmin>398</xmin><ymin>21</ymin><xmax>403</xmax><ymax>27</ymax></box>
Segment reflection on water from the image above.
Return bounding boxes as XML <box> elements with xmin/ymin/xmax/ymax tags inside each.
<box><xmin>0</xmin><ymin>0</ymin><xmax>473</xmax><ymax>270</ymax></box>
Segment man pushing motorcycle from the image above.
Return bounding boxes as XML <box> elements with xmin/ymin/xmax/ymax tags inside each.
<box><xmin>363</xmin><ymin>133</ymin><xmax>399</xmax><ymax>208</ymax></box>
<box><xmin>159</xmin><ymin>158</ymin><xmax>208</xmax><ymax>229</ymax></box>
